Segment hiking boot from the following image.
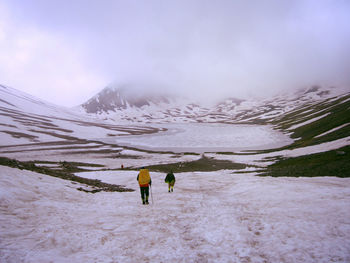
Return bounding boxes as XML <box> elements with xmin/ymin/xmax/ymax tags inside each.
<box><xmin>145</xmin><ymin>200</ymin><xmax>149</xmax><ymax>205</ymax></box>
<box><xmin>142</xmin><ymin>200</ymin><xmax>145</xmax><ymax>205</ymax></box>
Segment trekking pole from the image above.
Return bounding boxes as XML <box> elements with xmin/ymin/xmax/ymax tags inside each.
<box><xmin>150</xmin><ymin>184</ymin><xmax>154</xmax><ymax>205</ymax></box>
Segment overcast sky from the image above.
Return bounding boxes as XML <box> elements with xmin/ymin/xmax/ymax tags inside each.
<box><xmin>0</xmin><ymin>0</ymin><xmax>349</xmax><ymax>106</ymax></box>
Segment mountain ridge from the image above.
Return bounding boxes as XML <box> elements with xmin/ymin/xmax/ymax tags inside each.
<box><xmin>79</xmin><ymin>84</ymin><xmax>349</xmax><ymax>125</ymax></box>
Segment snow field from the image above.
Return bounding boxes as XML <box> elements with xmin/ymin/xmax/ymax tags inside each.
<box><xmin>113</xmin><ymin>123</ymin><xmax>294</xmax><ymax>153</ymax></box>
<box><xmin>1</xmin><ymin>166</ymin><xmax>350</xmax><ymax>262</ymax></box>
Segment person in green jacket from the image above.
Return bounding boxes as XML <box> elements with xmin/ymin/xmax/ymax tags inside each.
<box><xmin>164</xmin><ymin>171</ymin><xmax>175</xmax><ymax>192</ymax></box>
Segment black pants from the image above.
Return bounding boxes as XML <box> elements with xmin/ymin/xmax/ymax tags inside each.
<box><xmin>140</xmin><ymin>186</ymin><xmax>149</xmax><ymax>201</ymax></box>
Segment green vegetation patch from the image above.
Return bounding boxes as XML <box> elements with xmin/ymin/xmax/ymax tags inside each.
<box><xmin>253</xmin><ymin>94</ymin><xmax>350</xmax><ymax>154</ymax></box>
<box><xmin>142</xmin><ymin>156</ymin><xmax>247</xmax><ymax>173</ymax></box>
<box><xmin>277</xmin><ymin>95</ymin><xmax>350</xmax><ymax>145</ymax></box>
<box><xmin>0</xmin><ymin>157</ymin><xmax>134</xmax><ymax>192</ymax></box>
<box><xmin>290</xmin><ymin>98</ymin><xmax>350</xmax><ymax>145</ymax></box>
<box><xmin>260</xmin><ymin>146</ymin><xmax>350</xmax><ymax>178</ymax></box>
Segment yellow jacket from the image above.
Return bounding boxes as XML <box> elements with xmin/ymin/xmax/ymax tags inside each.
<box><xmin>138</xmin><ymin>169</ymin><xmax>151</xmax><ymax>187</ymax></box>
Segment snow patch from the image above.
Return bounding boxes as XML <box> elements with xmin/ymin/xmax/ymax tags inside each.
<box><xmin>288</xmin><ymin>113</ymin><xmax>331</xmax><ymax>130</ymax></box>
<box><xmin>315</xmin><ymin>123</ymin><xmax>350</xmax><ymax>138</ymax></box>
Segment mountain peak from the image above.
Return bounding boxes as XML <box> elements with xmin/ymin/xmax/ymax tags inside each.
<box><xmin>81</xmin><ymin>85</ymin><xmax>171</xmax><ymax>113</ymax></box>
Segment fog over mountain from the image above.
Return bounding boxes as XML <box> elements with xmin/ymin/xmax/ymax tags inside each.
<box><xmin>1</xmin><ymin>0</ymin><xmax>350</xmax><ymax>106</ymax></box>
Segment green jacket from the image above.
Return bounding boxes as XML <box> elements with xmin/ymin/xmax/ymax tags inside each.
<box><xmin>165</xmin><ymin>172</ymin><xmax>175</xmax><ymax>183</ymax></box>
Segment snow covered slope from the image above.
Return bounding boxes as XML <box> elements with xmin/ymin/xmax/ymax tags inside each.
<box><xmin>1</xmin><ymin>165</ymin><xmax>350</xmax><ymax>262</ymax></box>
<box><xmin>0</xmin><ymin>84</ymin><xmax>160</xmax><ymax>146</ymax></box>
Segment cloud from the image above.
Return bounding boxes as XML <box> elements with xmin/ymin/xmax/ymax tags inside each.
<box><xmin>1</xmin><ymin>0</ymin><xmax>350</xmax><ymax>106</ymax></box>
<box><xmin>0</xmin><ymin>3</ymin><xmax>106</xmax><ymax>106</ymax></box>
<box><xmin>82</xmin><ymin>0</ymin><xmax>350</xmax><ymax>100</ymax></box>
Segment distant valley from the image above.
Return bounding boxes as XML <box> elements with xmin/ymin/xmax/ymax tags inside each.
<box><xmin>0</xmin><ymin>83</ymin><xmax>349</xmax><ymax>177</ymax></box>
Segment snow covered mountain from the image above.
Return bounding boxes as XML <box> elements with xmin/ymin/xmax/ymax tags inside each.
<box><xmin>79</xmin><ymin>85</ymin><xmax>349</xmax><ymax>125</ymax></box>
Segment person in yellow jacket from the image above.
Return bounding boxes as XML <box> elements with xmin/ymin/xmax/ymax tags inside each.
<box><xmin>137</xmin><ymin>167</ymin><xmax>152</xmax><ymax>205</ymax></box>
